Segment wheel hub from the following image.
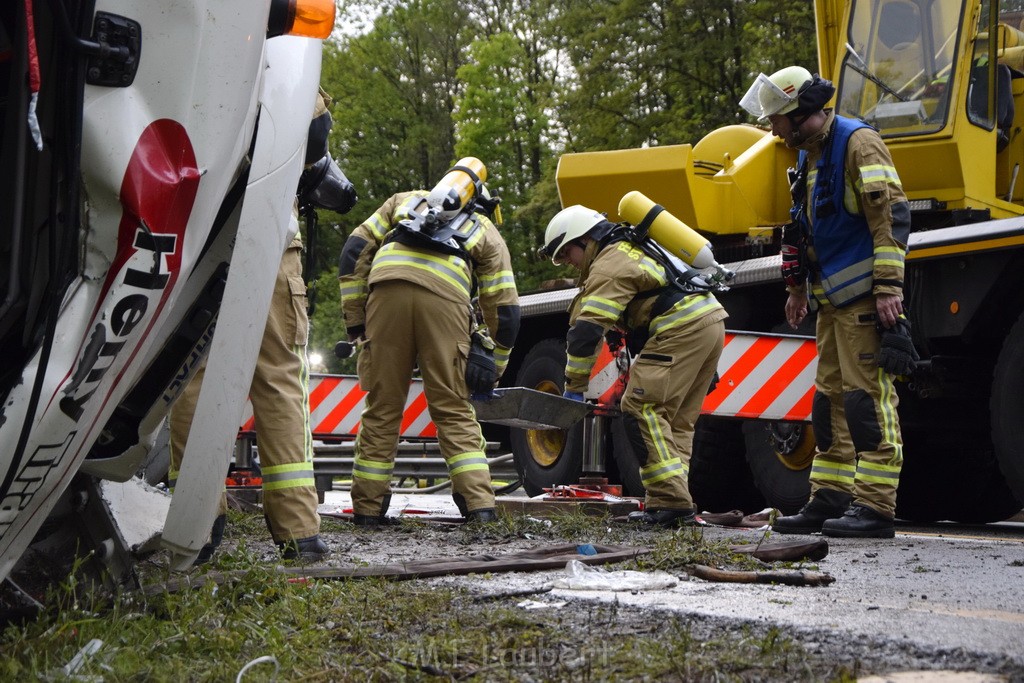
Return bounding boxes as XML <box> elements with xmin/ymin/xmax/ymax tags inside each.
<box><xmin>526</xmin><ymin>379</ymin><xmax>566</xmax><ymax>467</ymax></box>
<box><xmin>765</xmin><ymin>422</ymin><xmax>816</xmax><ymax>471</ymax></box>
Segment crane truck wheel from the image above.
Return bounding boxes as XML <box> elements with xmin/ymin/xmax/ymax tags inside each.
<box><xmin>510</xmin><ymin>339</ymin><xmax>584</xmax><ymax>496</ymax></box>
<box><xmin>688</xmin><ymin>416</ymin><xmax>766</xmax><ymax>514</ymax></box>
<box><xmin>739</xmin><ymin>318</ymin><xmax>816</xmax><ymax>514</ymax></box>
<box><xmin>989</xmin><ymin>313</ymin><xmax>1024</xmax><ymax>512</ymax></box>
<box><xmin>895</xmin><ymin>411</ymin><xmax>1020</xmax><ymax>523</ymax></box>
<box><xmin>742</xmin><ymin>420</ymin><xmax>813</xmax><ymax>514</ymax></box>
<box><xmin>606</xmin><ymin>421</ymin><xmax>646</xmax><ymax>497</ymax></box>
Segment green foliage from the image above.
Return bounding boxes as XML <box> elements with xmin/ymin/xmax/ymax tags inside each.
<box><xmin>307</xmin><ymin>265</ymin><xmax>355</xmax><ymax>374</ymax></box>
<box><xmin>317</xmin><ymin>0</ymin><xmax>815</xmax><ymax>295</ymax></box>
<box><xmin>555</xmin><ymin>0</ymin><xmax>817</xmax><ymax>150</ymax></box>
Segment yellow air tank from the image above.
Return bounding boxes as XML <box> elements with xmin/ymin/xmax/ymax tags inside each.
<box><xmin>427</xmin><ymin>157</ymin><xmax>487</xmax><ymax>221</ymax></box>
<box><xmin>618</xmin><ymin>190</ymin><xmax>717</xmax><ymax>269</ymax></box>
<box><xmin>618</xmin><ymin>190</ymin><xmax>734</xmax><ymax>287</ymax></box>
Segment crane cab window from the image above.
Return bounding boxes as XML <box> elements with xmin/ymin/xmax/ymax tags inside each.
<box><xmin>837</xmin><ymin>0</ymin><xmax>962</xmax><ymax>137</ymax></box>
<box><xmin>967</xmin><ymin>1</ymin><xmax>1022</xmax><ymax>149</ymax></box>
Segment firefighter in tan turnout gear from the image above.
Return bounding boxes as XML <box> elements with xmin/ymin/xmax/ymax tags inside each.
<box><xmin>542</xmin><ymin>205</ymin><xmax>728</xmax><ymax>527</ymax></box>
<box><xmin>740</xmin><ymin>66</ymin><xmax>915</xmax><ymax>538</ymax></box>
<box><xmin>338</xmin><ymin>158</ymin><xmax>520</xmax><ymax>525</ymax></box>
<box><xmin>170</xmin><ymin>88</ymin><xmax>357</xmax><ymax>561</ymax></box>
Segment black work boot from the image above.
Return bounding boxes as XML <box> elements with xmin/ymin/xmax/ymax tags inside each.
<box><xmin>352</xmin><ymin>513</ymin><xmax>399</xmax><ymax>527</ymax></box>
<box><xmin>278</xmin><ymin>535</ymin><xmax>330</xmax><ymax>561</ymax></box>
<box><xmin>465</xmin><ymin>508</ymin><xmax>498</xmax><ymax>524</ymax></box>
<box><xmin>821</xmin><ymin>503</ymin><xmax>896</xmax><ymax>538</ymax></box>
<box><xmin>772</xmin><ymin>488</ymin><xmax>853</xmax><ymax>535</ymax></box>
<box><xmin>193</xmin><ymin>513</ymin><xmax>227</xmax><ymax>566</ymax></box>
<box><xmin>353</xmin><ymin>495</ymin><xmax>396</xmax><ymax>527</ymax></box>
<box><xmin>626</xmin><ymin>508</ymin><xmax>697</xmax><ymax>528</ymax></box>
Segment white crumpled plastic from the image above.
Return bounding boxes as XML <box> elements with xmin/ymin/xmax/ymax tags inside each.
<box><xmin>551</xmin><ymin>559</ymin><xmax>678</xmax><ymax>591</ymax></box>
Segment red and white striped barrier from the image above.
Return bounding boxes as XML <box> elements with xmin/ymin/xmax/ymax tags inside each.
<box><xmin>240</xmin><ymin>331</ymin><xmax>815</xmax><ymax>438</ymax></box>
<box><xmin>239</xmin><ymin>376</ymin><xmax>436</xmax><ymax>439</ymax></box>
<box><xmin>703</xmin><ymin>332</ymin><xmax>816</xmax><ymax>422</ymax></box>
<box><xmin>586</xmin><ymin>332</ymin><xmax>816</xmax><ymax>423</ymax></box>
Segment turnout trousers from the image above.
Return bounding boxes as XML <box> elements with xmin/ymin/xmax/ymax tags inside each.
<box><xmin>620</xmin><ymin>317</ymin><xmax>725</xmax><ymax>511</ymax></box>
<box><xmin>810</xmin><ymin>297</ymin><xmax>903</xmax><ymax>518</ymax></box>
<box><xmin>170</xmin><ymin>244</ymin><xmax>320</xmax><ymax>542</ymax></box>
<box><xmin>352</xmin><ymin>279</ymin><xmax>493</xmax><ymax>516</ymax></box>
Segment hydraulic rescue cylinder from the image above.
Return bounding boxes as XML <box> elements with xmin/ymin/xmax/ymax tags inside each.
<box><xmin>581</xmin><ymin>412</ymin><xmax>608</xmax><ymax>477</ymax></box>
<box><xmin>427</xmin><ymin>157</ymin><xmax>487</xmax><ymax>221</ymax></box>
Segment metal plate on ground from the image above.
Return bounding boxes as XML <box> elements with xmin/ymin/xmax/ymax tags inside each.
<box><xmin>471</xmin><ymin>387</ymin><xmax>593</xmax><ymax>430</ymax></box>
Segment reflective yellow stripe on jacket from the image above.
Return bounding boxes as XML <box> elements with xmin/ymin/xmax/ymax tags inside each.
<box><xmin>478</xmin><ymin>270</ymin><xmax>516</xmax><ymax>297</ymax></box>
<box><xmin>649</xmin><ymin>293</ymin><xmax>722</xmax><ymax>336</ymax></box>
<box><xmin>372</xmin><ymin>243</ymin><xmax>473</xmax><ymax>297</ymax></box>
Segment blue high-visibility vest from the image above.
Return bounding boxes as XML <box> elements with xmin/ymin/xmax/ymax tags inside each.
<box><xmin>800</xmin><ymin>116</ymin><xmax>874</xmax><ymax>307</ymax></box>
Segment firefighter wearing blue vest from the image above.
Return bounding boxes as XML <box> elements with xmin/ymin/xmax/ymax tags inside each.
<box><xmin>338</xmin><ymin>160</ymin><xmax>520</xmax><ymax>525</ymax></box>
<box><xmin>740</xmin><ymin>66</ymin><xmax>915</xmax><ymax>538</ymax></box>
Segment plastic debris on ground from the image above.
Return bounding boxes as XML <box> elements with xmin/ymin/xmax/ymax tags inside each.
<box><xmin>516</xmin><ymin>599</ymin><xmax>567</xmax><ymax>610</ymax></box>
<box><xmin>552</xmin><ymin>559</ymin><xmax>678</xmax><ymax>591</ymax></box>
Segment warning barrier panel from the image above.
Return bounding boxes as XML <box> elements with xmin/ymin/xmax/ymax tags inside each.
<box><xmin>240</xmin><ymin>331</ymin><xmax>815</xmax><ymax>440</ymax></box>
<box><xmin>239</xmin><ymin>376</ymin><xmax>435</xmax><ymax>439</ymax></box>
<box><xmin>703</xmin><ymin>332</ymin><xmax>816</xmax><ymax>422</ymax></box>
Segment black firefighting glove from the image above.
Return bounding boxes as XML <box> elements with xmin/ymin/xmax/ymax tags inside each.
<box><xmin>780</xmin><ymin>222</ymin><xmax>806</xmax><ymax>288</ymax></box>
<box><xmin>604</xmin><ymin>328</ymin><xmax>625</xmax><ymax>353</ymax></box>
<box><xmin>466</xmin><ymin>330</ymin><xmax>498</xmax><ymax>395</ymax></box>
<box><xmin>877</xmin><ymin>315</ymin><xmax>919</xmax><ymax>376</ymax></box>
<box><xmin>780</xmin><ymin>242</ymin><xmax>805</xmax><ymax>287</ymax></box>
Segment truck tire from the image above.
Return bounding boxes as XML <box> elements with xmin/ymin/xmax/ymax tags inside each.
<box><xmin>988</xmin><ymin>313</ymin><xmax>1024</xmax><ymax>511</ymax></box>
<box><xmin>510</xmin><ymin>339</ymin><xmax>583</xmax><ymax>496</ymax></box>
<box><xmin>742</xmin><ymin>420</ymin><xmax>812</xmax><ymax>515</ymax></box>
<box><xmin>689</xmin><ymin>417</ymin><xmax>766</xmax><ymax>514</ymax></box>
<box><xmin>737</xmin><ymin>318</ymin><xmax>815</xmax><ymax>514</ymax></box>
<box><xmin>607</xmin><ymin>421</ymin><xmax>645</xmax><ymax>497</ymax></box>
<box><xmin>896</xmin><ymin>423</ymin><xmax>1020</xmax><ymax>522</ymax></box>
<box><xmin>592</xmin><ymin>406</ymin><xmax>769</xmax><ymax>511</ymax></box>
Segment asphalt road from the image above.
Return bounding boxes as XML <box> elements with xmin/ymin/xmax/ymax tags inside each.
<box><xmin>557</xmin><ymin>522</ymin><xmax>1024</xmax><ymax>664</ymax></box>
<box><xmin>322</xmin><ymin>491</ymin><xmax>1024</xmax><ymax>674</ymax></box>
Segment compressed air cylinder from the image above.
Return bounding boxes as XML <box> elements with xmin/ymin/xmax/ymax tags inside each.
<box><xmin>618</xmin><ymin>190</ymin><xmax>716</xmax><ymax>269</ymax></box>
<box><xmin>427</xmin><ymin>157</ymin><xmax>487</xmax><ymax>220</ymax></box>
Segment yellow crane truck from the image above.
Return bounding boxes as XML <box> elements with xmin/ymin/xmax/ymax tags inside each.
<box><xmin>501</xmin><ymin>0</ymin><xmax>1024</xmax><ymax>522</ymax></box>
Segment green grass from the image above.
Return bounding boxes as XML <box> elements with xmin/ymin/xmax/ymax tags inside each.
<box><xmin>0</xmin><ymin>510</ymin><xmax>864</xmax><ymax>681</ymax></box>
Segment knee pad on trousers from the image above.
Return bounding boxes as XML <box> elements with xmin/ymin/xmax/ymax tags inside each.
<box><xmin>844</xmin><ymin>389</ymin><xmax>883</xmax><ymax>453</ymax></box>
<box><xmin>811</xmin><ymin>391</ymin><xmax>833</xmax><ymax>452</ymax></box>
<box><xmin>622</xmin><ymin>413</ymin><xmax>651</xmax><ymax>467</ymax></box>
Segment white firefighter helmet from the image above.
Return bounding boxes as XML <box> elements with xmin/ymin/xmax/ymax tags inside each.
<box><xmin>542</xmin><ymin>204</ymin><xmax>606</xmax><ymax>263</ymax></box>
<box><xmin>740</xmin><ymin>65</ymin><xmax>813</xmax><ymax>122</ymax></box>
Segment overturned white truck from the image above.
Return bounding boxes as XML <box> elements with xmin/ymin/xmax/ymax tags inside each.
<box><xmin>0</xmin><ymin>0</ymin><xmax>333</xmax><ymax>587</ymax></box>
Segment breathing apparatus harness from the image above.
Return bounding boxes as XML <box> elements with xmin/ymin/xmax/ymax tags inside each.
<box><xmin>388</xmin><ymin>158</ymin><xmax>505</xmax><ymax>394</ymax></box>
<box><xmin>609</xmin><ymin>211</ymin><xmax>728</xmax><ymax>296</ymax></box>
<box><xmin>390</xmin><ymin>163</ymin><xmax>500</xmax><ymax>268</ymax></box>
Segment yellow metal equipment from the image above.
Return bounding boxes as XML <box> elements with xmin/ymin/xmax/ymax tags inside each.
<box><xmin>539</xmin><ymin>0</ymin><xmax>1024</xmax><ymax>522</ymax></box>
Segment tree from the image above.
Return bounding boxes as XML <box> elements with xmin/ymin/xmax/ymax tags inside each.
<box><xmin>555</xmin><ymin>0</ymin><xmax>815</xmax><ymax>150</ymax></box>
<box><xmin>310</xmin><ymin>0</ymin><xmax>483</xmax><ymax>350</ymax></box>
<box><xmin>454</xmin><ymin>32</ymin><xmax>562</xmax><ymax>290</ymax></box>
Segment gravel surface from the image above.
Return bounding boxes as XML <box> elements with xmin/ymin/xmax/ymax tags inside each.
<box><xmin>211</xmin><ymin>491</ymin><xmax>1024</xmax><ymax>682</ymax></box>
